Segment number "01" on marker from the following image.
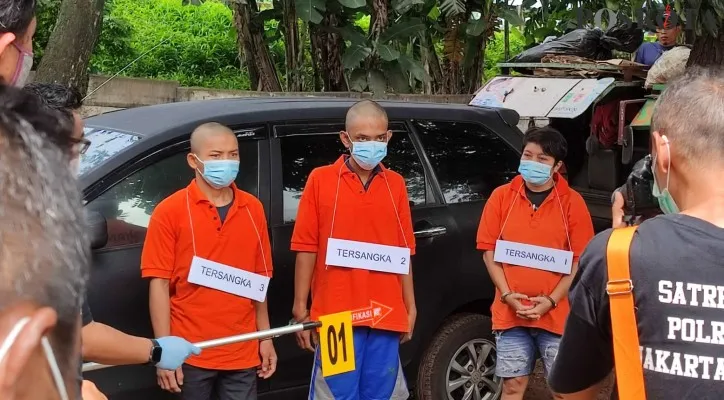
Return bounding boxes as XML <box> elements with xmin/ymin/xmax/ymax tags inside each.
<box><xmin>319</xmin><ymin>311</ymin><xmax>356</xmax><ymax>377</ymax></box>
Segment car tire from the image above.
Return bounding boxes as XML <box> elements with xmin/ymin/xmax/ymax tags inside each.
<box><xmin>416</xmin><ymin>313</ymin><xmax>501</xmax><ymax>400</ymax></box>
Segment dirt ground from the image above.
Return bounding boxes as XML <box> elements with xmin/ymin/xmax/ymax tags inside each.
<box><xmin>524</xmin><ymin>361</ymin><xmax>614</xmax><ymax>400</ymax></box>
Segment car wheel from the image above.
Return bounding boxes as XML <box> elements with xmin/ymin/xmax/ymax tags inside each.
<box><xmin>416</xmin><ymin>313</ymin><xmax>501</xmax><ymax>400</ymax></box>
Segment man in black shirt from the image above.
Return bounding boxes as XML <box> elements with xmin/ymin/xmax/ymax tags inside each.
<box><xmin>549</xmin><ymin>68</ymin><xmax>724</xmax><ymax>399</ymax></box>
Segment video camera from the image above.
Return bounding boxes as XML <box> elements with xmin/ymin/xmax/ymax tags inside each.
<box><xmin>621</xmin><ymin>154</ymin><xmax>660</xmax><ymax>217</ymax></box>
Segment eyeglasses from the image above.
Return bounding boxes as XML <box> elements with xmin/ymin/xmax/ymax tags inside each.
<box><xmin>72</xmin><ymin>137</ymin><xmax>91</xmax><ymax>155</ymax></box>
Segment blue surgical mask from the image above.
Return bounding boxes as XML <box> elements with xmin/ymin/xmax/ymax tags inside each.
<box><xmin>194</xmin><ymin>155</ymin><xmax>239</xmax><ymax>189</ymax></box>
<box><xmin>651</xmin><ymin>142</ymin><xmax>679</xmax><ymax>215</ymax></box>
<box><xmin>518</xmin><ymin>160</ymin><xmax>552</xmax><ymax>185</ymax></box>
<box><xmin>348</xmin><ymin>137</ymin><xmax>388</xmax><ymax>170</ymax></box>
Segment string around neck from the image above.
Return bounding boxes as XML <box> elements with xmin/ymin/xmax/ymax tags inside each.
<box><xmin>498</xmin><ymin>180</ymin><xmax>572</xmax><ymax>251</ymax></box>
<box><xmin>325</xmin><ymin>161</ymin><xmax>409</xmax><ymax>269</ymax></box>
<box><xmin>185</xmin><ymin>188</ymin><xmax>269</xmax><ymax>277</ymax></box>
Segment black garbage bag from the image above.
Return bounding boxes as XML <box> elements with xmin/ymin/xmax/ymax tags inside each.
<box><xmin>605</xmin><ymin>22</ymin><xmax>644</xmax><ymax>53</ymax></box>
<box><xmin>509</xmin><ymin>22</ymin><xmax>643</xmax><ymax>63</ymax></box>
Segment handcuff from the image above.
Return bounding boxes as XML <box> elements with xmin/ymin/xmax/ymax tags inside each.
<box><xmin>501</xmin><ymin>291</ymin><xmax>557</xmax><ymax>309</ymax></box>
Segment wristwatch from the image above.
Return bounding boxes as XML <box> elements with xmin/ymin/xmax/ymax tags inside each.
<box><xmin>148</xmin><ymin>339</ymin><xmax>162</xmax><ymax>365</ymax></box>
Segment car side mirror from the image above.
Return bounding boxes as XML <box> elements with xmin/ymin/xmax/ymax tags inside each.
<box><xmin>85</xmin><ymin>210</ymin><xmax>108</xmax><ymax>250</ymax></box>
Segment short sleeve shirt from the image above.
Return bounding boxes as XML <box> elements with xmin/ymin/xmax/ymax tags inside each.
<box><xmin>634</xmin><ymin>42</ymin><xmax>673</xmax><ymax>66</ymax></box>
<box><xmin>141</xmin><ymin>180</ymin><xmax>273</xmax><ymax>370</ymax></box>
<box><xmin>476</xmin><ymin>174</ymin><xmax>594</xmax><ymax>335</ymax></box>
<box><xmin>290</xmin><ymin>156</ymin><xmax>416</xmax><ymax>333</ymax></box>
<box><xmin>550</xmin><ymin>214</ymin><xmax>724</xmax><ymax>399</ymax></box>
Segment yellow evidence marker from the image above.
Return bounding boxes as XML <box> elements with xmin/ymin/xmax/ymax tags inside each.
<box><xmin>318</xmin><ymin>311</ymin><xmax>355</xmax><ymax>377</ymax></box>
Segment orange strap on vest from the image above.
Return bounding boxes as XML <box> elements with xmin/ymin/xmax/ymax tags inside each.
<box><xmin>606</xmin><ymin>226</ymin><xmax>646</xmax><ymax>400</ymax></box>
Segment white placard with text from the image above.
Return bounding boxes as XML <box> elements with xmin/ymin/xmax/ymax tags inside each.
<box><xmin>188</xmin><ymin>256</ymin><xmax>270</xmax><ymax>302</ymax></box>
<box><xmin>494</xmin><ymin>240</ymin><xmax>573</xmax><ymax>275</ymax></box>
<box><xmin>325</xmin><ymin>238</ymin><xmax>410</xmax><ymax>275</ymax></box>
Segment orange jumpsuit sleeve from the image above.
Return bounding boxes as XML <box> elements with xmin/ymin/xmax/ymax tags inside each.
<box><xmin>290</xmin><ymin>170</ymin><xmax>320</xmax><ymax>253</ymax></box>
<box><xmin>396</xmin><ymin>177</ymin><xmax>416</xmax><ymax>256</ymax></box>
<box><xmin>476</xmin><ymin>186</ymin><xmax>505</xmax><ymax>251</ymax></box>
<box><xmin>141</xmin><ymin>202</ymin><xmax>176</xmax><ymax>279</ymax></box>
<box><xmin>252</xmin><ymin>202</ymin><xmax>274</xmax><ymax>278</ymax></box>
<box><xmin>567</xmin><ymin>191</ymin><xmax>595</xmax><ymax>262</ymax></box>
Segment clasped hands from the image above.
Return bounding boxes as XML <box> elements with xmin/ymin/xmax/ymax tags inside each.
<box><xmin>504</xmin><ymin>293</ymin><xmax>554</xmax><ymax>320</ymax></box>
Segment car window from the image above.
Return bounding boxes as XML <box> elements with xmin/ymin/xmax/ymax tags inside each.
<box><xmin>79</xmin><ymin>127</ymin><xmax>142</xmax><ymax>177</ymax></box>
<box><xmin>86</xmin><ymin>140</ymin><xmax>259</xmax><ymax>250</ymax></box>
<box><xmin>413</xmin><ymin>120</ymin><xmax>519</xmax><ymax>204</ymax></box>
<box><xmin>280</xmin><ymin>130</ymin><xmax>426</xmax><ymax>224</ymax></box>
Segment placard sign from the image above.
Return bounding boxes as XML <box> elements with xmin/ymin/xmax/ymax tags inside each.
<box><xmin>188</xmin><ymin>256</ymin><xmax>270</xmax><ymax>302</ymax></box>
<box><xmin>325</xmin><ymin>238</ymin><xmax>410</xmax><ymax>275</ymax></box>
<box><xmin>494</xmin><ymin>240</ymin><xmax>573</xmax><ymax>275</ymax></box>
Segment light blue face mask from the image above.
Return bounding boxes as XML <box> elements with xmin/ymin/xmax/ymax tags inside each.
<box><xmin>518</xmin><ymin>159</ymin><xmax>553</xmax><ymax>185</ymax></box>
<box><xmin>348</xmin><ymin>135</ymin><xmax>388</xmax><ymax>170</ymax></box>
<box><xmin>194</xmin><ymin>154</ymin><xmax>239</xmax><ymax>189</ymax></box>
<box><xmin>651</xmin><ymin>141</ymin><xmax>680</xmax><ymax>215</ymax></box>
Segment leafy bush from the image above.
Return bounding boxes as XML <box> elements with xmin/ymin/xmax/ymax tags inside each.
<box><xmin>92</xmin><ymin>0</ymin><xmax>250</xmax><ymax>89</ymax></box>
<box><xmin>34</xmin><ymin>0</ymin><xmax>61</xmax><ymax>62</ymax></box>
<box><xmin>484</xmin><ymin>27</ymin><xmax>526</xmax><ymax>81</ymax></box>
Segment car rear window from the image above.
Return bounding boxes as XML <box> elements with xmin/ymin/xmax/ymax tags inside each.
<box><xmin>79</xmin><ymin>127</ymin><xmax>141</xmax><ymax>176</ymax></box>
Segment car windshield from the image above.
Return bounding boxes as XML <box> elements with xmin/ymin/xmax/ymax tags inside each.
<box><xmin>79</xmin><ymin>127</ymin><xmax>141</xmax><ymax>176</ymax></box>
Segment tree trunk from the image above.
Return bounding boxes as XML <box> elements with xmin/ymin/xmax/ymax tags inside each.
<box><xmin>463</xmin><ymin>11</ymin><xmax>496</xmax><ymax>93</ymax></box>
<box><xmin>687</xmin><ymin>32</ymin><xmax>724</xmax><ymax>68</ymax></box>
<box><xmin>441</xmin><ymin>15</ymin><xmax>465</xmax><ymax>94</ymax></box>
<box><xmin>231</xmin><ymin>0</ymin><xmax>282</xmax><ymax>91</ymax></box>
<box><xmin>420</xmin><ymin>33</ymin><xmax>433</xmax><ymax>94</ymax></box>
<box><xmin>463</xmin><ymin>36</ymin><xmax>485</xmax><ymax>93</ymax></box>
<box><xmin>504</xmin><ymin>20</ymin><xmax>510</xmax><ymax>60</ymax></box>
<box><xmin>232</xmin><ymin>0</ymin><xmax>259</xmax><ymax>89</ymax></box>
<box><xmin>310</xmin><ymin>14</ymin><xmax>348</xmax><ymax>91</ymax></box>
<box><xmin>283</xmin><ymin>0</ymin><xmax>302</xmax><ymax>91</ymax></box>
<box><xmin>367</xmin><ymin>0</ymin><xmax>390</xmax><ymax>72</ymax></box>
<box><xmin>309</xmin><ymin>23</ymin><xmax>323</xmax><ymax>91</ymax></box>
<box><xmin>34</xmin><ymin>0</ymin><xmax>105</xmax><ymax>95</ymax></box>
<box><xmin>297</xmin><ymin>21</ymin><xmax>309</xmax><ymax>90</ymax></box>
<box><xmin>424</xmin><ymin>31</ymin><xmax>444</xmax><ymax>94</ymax></box>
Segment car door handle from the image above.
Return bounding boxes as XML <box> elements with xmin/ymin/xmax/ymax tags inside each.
<box><xmin>414</xmin><ymin>226</ymin><xmax>447</xmax><ymax>239</ymax></box>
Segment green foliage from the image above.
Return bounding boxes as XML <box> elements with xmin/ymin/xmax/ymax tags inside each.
<box><xmin>34</xmin><ymin>0</ymin><xmax>62</xmax><ymax>62</ymax></box>
<box><xmin>297</xmin><ymin>0</ymin><xmax>327</xmax><ymax>23</ymax></box>
<box><xmin>483</xmin><ymin>27</ymin><xmax>526</xmax><ymax>81</ymax></box>
<box><xmin>91</xmin><ymin>0</ymin><xmax>250</xmax><ymax>90</ymax></box>
<box><xmin>42</xmin><ymin>0</ymin><xmax>702</xmax><ymax>94</ymax></box>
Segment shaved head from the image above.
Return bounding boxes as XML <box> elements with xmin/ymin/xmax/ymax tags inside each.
<box><xmin>190</xmin><ymin>122</ymin><xmax>235</xmax><ymax>153</ymax></box>
<box><xmin>340</xmin><ymin>100</ymin><xmax>392</xmax><ymax>154</ymax></box>
<box><xmin>345</xmin><ymin>100</ymin><xmax>388</xmax><ymax>131</ymax></box>
<box><xmin>187</xmin><ymin>122</ymin><xmax>239</xmax><ymax>180</ymax></box>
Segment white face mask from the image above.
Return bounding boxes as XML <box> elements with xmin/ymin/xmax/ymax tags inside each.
<box><xmin>0</xmin><ymin>318</ymin><xmax>69</xmax><ymax>400</ymax></box>
<box><xmin>10</xmin><ymin>43</ymin><xmax>33</xmax><ymax>88</ymax></box>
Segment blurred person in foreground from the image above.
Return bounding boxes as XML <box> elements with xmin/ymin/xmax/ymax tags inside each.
<box><xmin>0</xmin><ymin>0</ymin><xmax>36</xmax><ymax>86</ymax></box>
<box><xmin>0</xmin><ymin>86</ymin><xmax>104</xmax><ymax>399</ymax></box>
<box><xmin>24</xmin><ymin>83</ymin><xmax>87</xmax><ymax>172</ymax></box>
<box><xmin>24</xmin><ymin>83</ymin><xmax>200</xmax><ymax>374</ymax></box>
<box><xmin>549</xmin><ymin>68</ymin><xmax>724</xmax><ymax>399</ymax></box>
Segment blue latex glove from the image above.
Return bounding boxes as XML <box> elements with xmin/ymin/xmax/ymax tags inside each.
<box><xmin>155</xmin><ymin>336</ymin><xmax>202</xmax><ymax>370</ymax></box>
